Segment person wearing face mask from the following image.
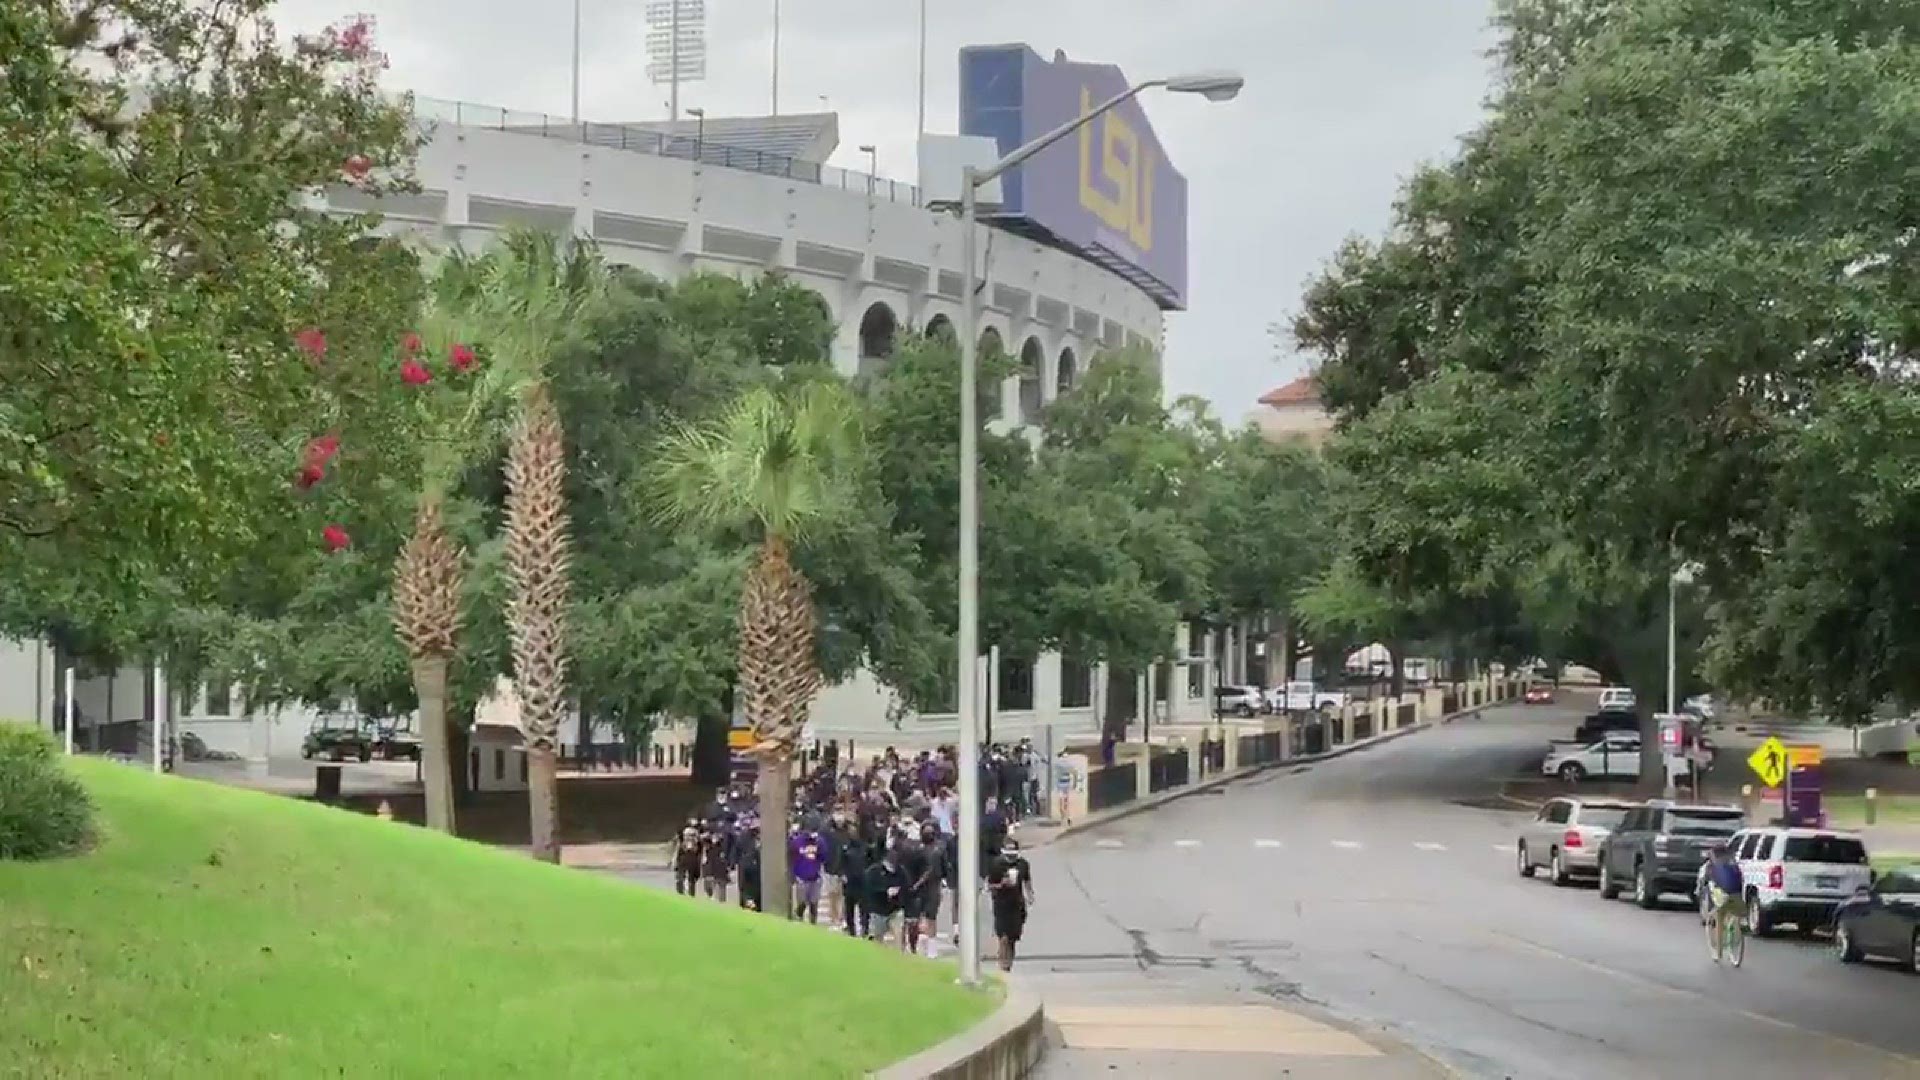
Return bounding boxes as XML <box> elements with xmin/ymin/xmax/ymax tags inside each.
<box><xmin>864</xmin><ymin>843</ymin><xmax>909</xmax><ymax>947</ymax></box>
<box><xmin>833</xmin><ymin>812</ymin><xmax>870</xmax><ymax>937</ymax></box>
<box><xmin>672</xmin><ymin>816</ymin><xmax>702</xmax><ymax>896</ymax></box>
<box><xmin>986</xmin><ymin>836</ymin><xmax>1035</xmax><ymax>972</ymax></box>
<box><xmin>914</xmin><ymin>822</ymin><xmax>949</xmax><ymax>958</ymax></box>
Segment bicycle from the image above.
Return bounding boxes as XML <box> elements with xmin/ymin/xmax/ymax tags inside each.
<box><xmin>1705</xmin><ymin>885</ymin><xmax>1745</xmax><ymax>967</ymax></box>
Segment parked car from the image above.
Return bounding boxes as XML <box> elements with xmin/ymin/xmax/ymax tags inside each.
<box><xmin>1693</xmin><ymin>827</ymin><xmax>1872</xmax><ymax>936</ymax></box>
<box><xmin>1598</xmin><ymin>686</ymin><xmax>1637</xmax><ymax>713</ymax></box>
<box><xmin>1683</xmin><ymin>694</ymin><xmax>1721</xmax><ymax>722</ymax></box>
<box><xmin>1834</xmin><ymin>865</ymin><xmax>1920</xmax><ymax>972</ymax></box>
<box><xmin>1598</xmin><ymin>801</ymin><xmax>1746</xmax><ymax>908</ymax></box>
<box><xmin>1517</xmin><ymin>797</ymin><xmax>1633</xmax><ymax>885</ymax></box>
<box><xmin>1543</xmin><ymin>732</ymin><xmax>1642</xmax><ymax>782</ymax></box>
<box><xmin>1524</xmin><ymin>684</ymin><xmax>1556</xmax><ymax>705</ymax></box>
<box><xmin>370</xmin><ymin>720</ymin><xmax>422</xmax><ymax>762</ymax></box>
<box><xmin>1265</xmin><ymin>681</ymin><xmax>1347</xmax><ymax>714</ymax></box>
<box><xmin>300</xmin><ymin>716</ymin><xmax>373</xmax><ymax>762</ymax></box>
<box><xmin>1214</xmin><ymin>685</ymin><xmax>1267</xmax><ymax>718</ymax></box>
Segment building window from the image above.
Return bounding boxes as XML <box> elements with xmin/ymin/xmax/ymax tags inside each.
<box><xmin>494</xmin><ymin>749</ymin><xmax>506</xmax><ymax>781</ymax></box>
<box><xmin>1155</xmin><ymin>662</ymin><xmax>1172</xmax><ymax>703</ymax></box>
<box><xmin>1061</xmin><ymin>656</ymin><xmax>1093</xmax><ymax>709</ymax></box>
<box><xmin>205</xmin><ymin>682</ymin><xmax>233</xmax><ymax>717</ymax></box>
<box><xmin>1187</xmin><ymin>660</ymin><xmax>1204</xmax><ymax>698</ymax></box>
<box><xmin>997</xmin><ymin>657</ymin><xmax>1034</xmax><ymax>712</ymax></box>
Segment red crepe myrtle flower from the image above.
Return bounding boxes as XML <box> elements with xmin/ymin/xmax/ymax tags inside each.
<box><xmin>153</xmin><ymin>432</ymin><xmax>171</xmax><ymax>448</ymax></box>
<box><xmin>294</xmin><ymin>327</ymin><xmax>327</xmax><ymax>362</ymax></box>
<box><xmin>336</xmin><ymin>18</ymin><xmax>374</xmax><ymax>60</ymax></box>
<box><xmin>295</xmin><ymin>463</ymin><xmax>326</xmax><ymax>491</ymax></box>
<box><xmin>449</xmin><ymin>343</ymin><xmax>477</xmax><ymax>372</ymax></box>
<box><xmin>322</xmin><ymin>525</ymin><xmax>351</xmax><ymax>552</ymax></box>
<box><xmin>342</xmin><ymin>154</ymin><xmax>372</xmax><ymax>180</ymax></box>
<box><xmin>400</xmin><ymin>359</ymin><xmax>432</xmax><ymax>385</ymax></box>
<box><xmin>400</xmin><ymin>331</ymin><xmax>422</xmax><ymax>355</ymax></box>
<box><xmin>305</xmin><ymin>432</ymin><xmax>341</xmax><ymax>466</ymax></box>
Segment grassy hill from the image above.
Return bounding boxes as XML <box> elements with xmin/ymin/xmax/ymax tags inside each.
<box><xmin>0</xmin><ymin>758</ymin><xmax>993</xmax><ymax>1078</ymax></box>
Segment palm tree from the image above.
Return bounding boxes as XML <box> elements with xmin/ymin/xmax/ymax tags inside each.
<box><xmin>439</xmin><ymin>230</ymin><xmax>608</xmax><ymax>863</ymax></box>
<box><xmin>392</xmin><ymin>488</ymin><xmax>465</xmax><ymax>833</ymax></box>
<box><xmin>652</xmin><ymin>379</ymin><xmax>864</xmax><ymax>918</ymax></box>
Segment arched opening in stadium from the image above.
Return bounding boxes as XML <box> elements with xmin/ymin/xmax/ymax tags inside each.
<box><xmin>1018</xmin><ymin>337</ymin><xmax>1044</xmax><ymax>422</ymax></box>
<box><xmin>924</xmin><ymin>313</ymin><xmax>955</xmax><ymax>342</ymax></box>
<box><xmin>1057</xmin><ymin>346</ymin><xmax>1079</xmax><ymax>395</ymax></box>
<box><xmin>978</xmin><ymin>327</ymin><xmax>1005</xmax><ymax>419</ymax></box>
<box><xmin>858</xmin><ymin>301</ymin><xmax>898</xmax><ymax>378</ymax></box>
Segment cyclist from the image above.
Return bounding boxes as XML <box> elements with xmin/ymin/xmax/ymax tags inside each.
<box><xmin>1702</xmin><ymin>842</ymin><xmax>1745</xmax><ymax>959</ymax></box>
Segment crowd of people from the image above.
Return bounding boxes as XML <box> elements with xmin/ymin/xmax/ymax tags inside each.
<box><xmin>671</xmin><ymin>741</ymin><xmax>1042</xmax><ymax>970</ymax></box>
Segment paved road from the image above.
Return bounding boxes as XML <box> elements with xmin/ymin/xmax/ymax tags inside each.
<box><xmin>1020</xmin><ymin>703</ymin><xmax>1920</xmax><ymax>1079</ymax></box>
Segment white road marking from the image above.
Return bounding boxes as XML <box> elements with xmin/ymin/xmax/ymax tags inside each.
<box><xmin>1331</xmin><ymin>840</ymin><xmax>1363</xmax><ymax>850</ymax></box>
<box><xmin>1253</xmin><ymin>839</ymin><xmax>1284</xmax><ymax>849</ymax></box>
<box><xmin>1173</xmin><ymin>839</ymin><xmax>1202</xmax><ymax>848</ymax></box>
<box><xmin>1492</xmin><ymin>843</ymin><xmax>1514</xmax><ymax>853</ymax></box>
<box><xmin>1413</xmin><ymin>842</ymin><xmax>1448</xmax><ymax>852</ymax></box>
<box><xmin>1094</xmin><ymin>838</ymin><xmax>1124</xmax><ymax>849</ymax></box>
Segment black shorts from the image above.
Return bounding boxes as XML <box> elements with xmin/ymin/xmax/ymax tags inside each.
<box><xmin>919</xmin><ymin>887</ymin><xmax>942</xmax><ymax>921</ymax></box>
<box><xmin>992</xmin><ymin>904</ymin><xmax>1026</xmax><ymax>943</ymax></box>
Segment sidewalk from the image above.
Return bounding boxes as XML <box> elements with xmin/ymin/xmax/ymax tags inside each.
<box><xmin>1020</xmin><ymin>706</ymin><xmax>1480</xmax><ymax>850</ymax></box>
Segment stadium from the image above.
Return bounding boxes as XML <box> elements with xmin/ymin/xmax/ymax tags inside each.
<box><xmin>0</xmin><ymin>43</ymin><xmax>1217</xmax><ymax>769</ymax></box>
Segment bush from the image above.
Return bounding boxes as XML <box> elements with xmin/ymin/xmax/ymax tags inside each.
<box><xmin>0</xmin><ymin>722</ymin><xmax>96</xmax><ymax>859</ymax></box>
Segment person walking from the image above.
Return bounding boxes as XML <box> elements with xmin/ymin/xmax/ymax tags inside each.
<box><xmin>835</xmin><ymin>818</ymin><xmax>871</xmax><ymax>938</ymax></box>
<box><xmin>790</xmin><ymin>820</ymin><xmax>827</xmax><ymax>924</ymax></box>
<box><xmin>672</xmin><ymin>816</ymin><xmax>702</xmax><ymax>896</ymax></box>
<box><xmin>986</xmin><ymin>836</ymin><xmax>1035</xmax><ymax>972</ymax></box>
<box><xmin>864</xmin><ymin>843</ymin><xmax>909</xmax><ymax>948</ymax></box>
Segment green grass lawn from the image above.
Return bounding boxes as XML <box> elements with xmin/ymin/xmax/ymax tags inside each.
<box><xmin>0</xmin><ymin>759</ymin><xmax>994</xmax><ymax>1079</ymax></box>
<box><xmin>1824</xmin><ymin>793</ymin><xmax>1920</xmax><ymax>827</ymax></box>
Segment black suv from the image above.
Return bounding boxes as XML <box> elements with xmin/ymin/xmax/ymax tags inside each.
<box><xmin>1597</xmin><ymin>801</ymin><xmax>1746</xmax><ymax>908</ymax></box>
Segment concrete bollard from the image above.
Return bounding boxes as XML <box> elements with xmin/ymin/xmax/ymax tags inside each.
<box><xmin>1866</xmin><ymin>787</ymin><xmax>1878</xmax><ymax>825</ymax></box>
<box><xmin>1741</xmin><ymin>783</ymin><xmax>1755</xmax><ymax>821</ymax></box>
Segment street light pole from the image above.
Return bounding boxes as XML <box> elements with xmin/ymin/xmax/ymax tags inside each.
<box><xmin>916</xmin><ymin>0</ymin><xmax>928</xmax><ymax>140</ymax></box>
<box><xmin>570</xmin><ymin>0</ymin><xmax>582</xmax><ymax>125</ymax></box>
<box><xmin>951</xmin><ymin>70</ymin><xmax>1243</xmax><ymax>988</ymax></box>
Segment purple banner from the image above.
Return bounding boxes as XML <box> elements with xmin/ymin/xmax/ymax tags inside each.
<box><xmin>960</xmin><ymin>45</ymin><xmax>1190</xmax><ymax>310</ymax></box>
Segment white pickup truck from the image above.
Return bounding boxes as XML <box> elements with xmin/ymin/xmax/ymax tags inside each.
<box><xmin>1264</xmin><ymin>681</ymin><xmax>1347</xmax><ymax>714</ymax></box>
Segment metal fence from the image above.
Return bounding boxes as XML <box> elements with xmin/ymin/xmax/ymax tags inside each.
<box><xmin>411</xmin><ymin>96</ymin><xmax>922</xmax><ymax>207</ymax></box>
<box><xmin>1148</xmin><ymin>750</ymin><xmax>1189</xmax><ymax>793</ymax></box>
<box><xmin>1088</xmin><ymin>762</ymin><xmax>1138</xmax><ymax>812</ymax></box>
<box><xmin>1397</xmin><ymin>701</ymin><xmax>1417</xmax><ymax>728</ymax></box>
<box><xmin>1443</xmin><ymin>690</ymin><xmax>1460</xmax><ymax>715</ymax></box>
<box><xmin>1237</xmin><ymin>730</ymin><xmax>1284</xmax><ymax>767</ymax></box>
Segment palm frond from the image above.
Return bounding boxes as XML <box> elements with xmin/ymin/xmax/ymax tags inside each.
<box><xmin>649</xmin><ymin>379</ymin><xmax>866</xmax><ymax>545</ymax></box>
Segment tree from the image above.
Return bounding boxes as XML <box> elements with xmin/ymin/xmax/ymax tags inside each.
<box><xmin>437</xmin><ymin>231</ymin><xmax>611</xmax><ymax>863</ymax></box>
<box><xmin>1294</xmin><ymin>0</ymin><xmax>1920</xmax><ymax>779</ymax></box>
<box><xmin>0</xmin><ymin>5</ymin><xmax>419</xmax><ymax>652</ymax></box>
<box><xmin>652</xmin><ymin>380</ymin><xmax>867</xmax><ymax>918</ymax></box>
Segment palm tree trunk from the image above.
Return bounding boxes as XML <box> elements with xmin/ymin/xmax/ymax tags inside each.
<box><xmin>759</xmin><ymin>753</ymin><xmax>791</xmax><ymax>919</ymax></box>
<box><xmin>412</xmin><ymin>657</ymin><xmax>457</xmax><ymax>833</ymax></box>
<box><xmin>505</xmin><ymin>381</ymin><xmax>574</xmax><ymax>865</ymax></box>
<box><xmin>528</xmin><ymin>744</ymin><xmax>559</xmax><ymax>859</ymax></box>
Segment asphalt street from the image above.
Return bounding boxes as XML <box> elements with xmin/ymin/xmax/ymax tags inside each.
<box><xmin>1020</xmin><ymin>703</ymin><xmax>1920</xmax><ymax>1078</ymax></box>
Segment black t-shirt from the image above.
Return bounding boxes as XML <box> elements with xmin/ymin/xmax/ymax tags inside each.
<box><xmin>675</xmin><ymin>826</ymin><xmax>701</xmax><ymax>868</ymax></box>
<box><xmin>917</xmin><ymin>839</ymin><xmax>948</xmax><ymax>897</ymax></box>
<box><xmin>986</xmin><ymin>853</ymin><xmax>1032</xmax><ymax>911</ymax></box>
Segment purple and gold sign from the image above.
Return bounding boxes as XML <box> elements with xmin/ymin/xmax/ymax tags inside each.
<box><xmin>960</xmin><ymin>44</ymin><xmax>1190</xmax><ymax>310</ymax></box>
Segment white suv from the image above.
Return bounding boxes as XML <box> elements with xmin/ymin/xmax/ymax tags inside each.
<box><xmin>1695</xmin><ymin>826</ymin><xmax>1873</xmax><ymax>936</ymax></box>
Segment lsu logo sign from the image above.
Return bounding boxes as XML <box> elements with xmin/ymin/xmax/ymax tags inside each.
<box><xmin>1076</xmin><ymin>86</ymin><xmax>1155</xmax><ymax>252</ymax></box>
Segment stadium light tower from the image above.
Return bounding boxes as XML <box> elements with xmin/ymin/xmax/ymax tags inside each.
<box><xmin>950</xmin><ymin>70</ymin><xmax>1244</xmax><ymax>988</ymax></box>
<box><xmin>645</xmin><ymin>0</ymin><xmax>707</xmax><ymax>121</ymax></box>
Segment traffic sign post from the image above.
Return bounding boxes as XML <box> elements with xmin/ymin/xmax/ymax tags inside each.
<box><xmin>1747</xmin><ymin>735</ymin><xmax>1789</xmax><ymax>789</ymax></box>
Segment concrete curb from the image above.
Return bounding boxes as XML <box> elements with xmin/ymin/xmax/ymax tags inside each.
<box><xmin>871</xmin><ymin>985</ymin><xmax>1045</xmax><ymax>1080</ymax></box>
<box><xmin>1032</xmin><ymin>706</ymin><xmax>1490</xmax><ymax>848</ymax></box>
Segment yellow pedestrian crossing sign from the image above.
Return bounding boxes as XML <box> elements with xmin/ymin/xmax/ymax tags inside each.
<box><xmin>1748</xmin><ymin>736</ymin><xmax>1789</xmax><ymax>788</ymax></box>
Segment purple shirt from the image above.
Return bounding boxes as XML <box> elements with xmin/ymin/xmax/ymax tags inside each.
<box><xmin>791</xmin><ymin>831</ymin><xmax>825</xmax><ymax>882</ymax></box>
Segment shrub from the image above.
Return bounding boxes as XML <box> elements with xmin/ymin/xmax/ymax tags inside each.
<box><xmin>0</xmin><ymin>722</ymin><xmax>96</xmax><ymax>859</ymax></box>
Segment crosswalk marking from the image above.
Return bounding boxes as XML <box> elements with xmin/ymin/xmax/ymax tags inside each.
<box><xmin>1173</xmin><ymin>839</ymin><xmax>1202</xmax><ymax>848</ymax></box>
<box><xmin>1331</xmin><ymin>840</ymin><xmax>1363</xmax><ymax>850</ymax></box>
<box><xmin>1493</xmin><ymin>843</ymin><xmax>1514</xmax><ymax>853</ymax></box>
<box><xmin>1094</xmin><ymin>838</ymin><xmax>1125</xmax><ymax>849</ymax></box>
<box><xmin>1254</xmin><ymin>839</ymin><xmax>1284</xmax><ymax>849</ymax></box>
<box><xmin>1414</xmin><ymin>842</ymin><xmax>1448</xmax><ymax>852</ymax></box>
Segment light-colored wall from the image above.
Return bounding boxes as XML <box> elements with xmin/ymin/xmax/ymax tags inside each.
<box><xmin>331</xmin><ymin>118</ymin><xmax>1164</xmax><ymax>427</ymax></box>
<box><xmin>1253</xmin><ymin>404</ymin><xmax>1335</xmax><ymax>447</ymax></box>
<box><xmin>0</xmin><ymin>638</ymin><xmax>53</xmax><ymax>727</ymax></box>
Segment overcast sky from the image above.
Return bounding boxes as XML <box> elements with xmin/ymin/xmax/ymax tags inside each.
<box><xmin>276</xmin><ymin>0</ymin><xmax>1499</xmax><ymax>420</ymax></box>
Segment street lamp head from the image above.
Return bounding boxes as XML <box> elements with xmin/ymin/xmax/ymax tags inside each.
<box><xmin>686</xmin><ymin>106</ymin><xmax>704</xmax><ymax>118</ymax></box>
<box><xmin>858</xmin><ymin>143</ymin><xmax>875</xmax><ymax>153</ymax></box>
<box><xmin>1166</xmin><ymin>72</ymin><xmax>1245</xmax><ymax>102</ymax></box>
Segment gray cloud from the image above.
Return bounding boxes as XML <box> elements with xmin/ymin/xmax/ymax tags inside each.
<box><xmin>274</xmin><ymin>0</ymin><xmax>1497</xmax><ymax>418</ymax></box>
